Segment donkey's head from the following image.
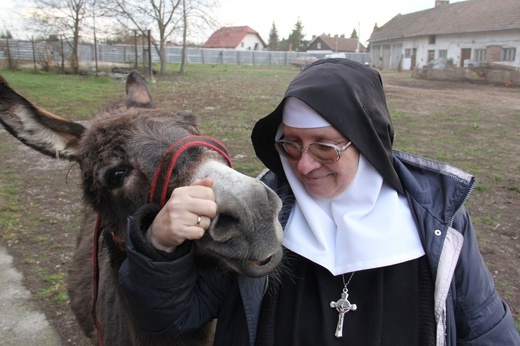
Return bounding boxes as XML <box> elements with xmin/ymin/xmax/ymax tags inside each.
<box><xmin>0</xmin><ymin>71</ymin><xmax>283</xmax><ymax>277</ymax></box>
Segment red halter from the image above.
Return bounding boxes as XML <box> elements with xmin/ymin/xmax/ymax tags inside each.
<box><xmin>91</xmin><ymin>135</ymin><xmax>232</xmax><ymax>345</ymax></box>
<box><xmin>149</xmin><ymin>134</ymin><xmax>233</xmax><ymax>206</ymax></box>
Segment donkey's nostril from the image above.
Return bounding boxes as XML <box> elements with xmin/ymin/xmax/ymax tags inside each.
<box><xmin>208</xmin><ymin>214</ymin><xmax>240</xmax><ymax>242</ymax></box>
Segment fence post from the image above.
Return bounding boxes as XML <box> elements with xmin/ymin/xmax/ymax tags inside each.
<box><xmin>5</xmin><ymin>38</ymin><xmax>12</xmax><ymax>70</ymax></box>
<box><xmin>31</xmin><ymin>38</ymin><xmax>37</xmax><ymax>70</ymax></box>
<box><xmin>94</xmin><ymin>41</ymin><xmax>98</xmax><ymax>75</ymax></box>
<box><xmin>134</xmin><ymin>31</ymin><xmax>138</xmax><ymax>70</ymax></box>
<box><xmin>60</xmin><ymin>36</ymin><xmax>65</xmax><ymax>72</ymax></box>
<box><xmin>147</xmin><ymin>30</ymin><xmax>154</xmax><ymax>81</ymax></box>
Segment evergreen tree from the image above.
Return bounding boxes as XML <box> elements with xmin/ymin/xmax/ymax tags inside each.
<box><xmin>350</xmin><ymin>28</ymin><xmax>358</xmax><ymax>39</ymax></box>
<box><xmin>287</xmin><ymin>18</ymin><xmax>306</xmax><ymax>52</ymax></box>
<box><xmin>279</xmin><ymin>37</ymin><xmax>289</xmax><ymax>51</ymax></box>
<box><xmin>268</xmin><ymin>22</ymin><xmax>280</xmax><ymax>51</ymax></box>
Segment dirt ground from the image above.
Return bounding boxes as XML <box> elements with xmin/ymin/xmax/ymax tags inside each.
<box><xmin>0</xmin><ymin>134</ymin><xmax>89</xmax><ymax>344</ymax></box>
<box><xmin>0</xmin><ymin>70</ymin><xmax>518</xmax><ymax>344</ymax></box>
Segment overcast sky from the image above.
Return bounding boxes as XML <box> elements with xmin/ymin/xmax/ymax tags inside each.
<box><xmin>0</xmin><ymin>0</ymin><xmax>467</xmax><ymax>43</ymax></box>
<box><xmin>215</xmin><ymin>0</ymin><xmax>467</xmax><ymax>44</ymax></box>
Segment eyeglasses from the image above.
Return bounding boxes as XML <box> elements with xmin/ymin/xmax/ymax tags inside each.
<box><xmin>275</xmin><ymin>139</ymin><xmax>352</xmax><ymax>163</ymax></box>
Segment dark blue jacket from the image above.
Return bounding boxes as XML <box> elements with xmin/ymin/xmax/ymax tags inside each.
<box><xmin>119</xmin><ymin>151</ymin><xmax>520</xmax><ymax>345</ymax></box>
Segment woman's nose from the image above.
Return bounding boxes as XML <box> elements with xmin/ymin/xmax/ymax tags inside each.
<box><xmin>296</xmin><ymin>151</ymin><xmax>321</xmax><ymax>174</ymax></box>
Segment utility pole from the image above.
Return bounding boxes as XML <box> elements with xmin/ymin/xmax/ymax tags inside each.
<box><xmin>356</xmin><ymin>22</ymin><xmax>360</xmax><ymax>53</ymax></box>
<box><xmin>148</xmin><ymin>29</ymin><xmax>155</xmax><ymax>83</ymax></box>
<box><xmin>93</xmin><ymin>1</ymin><xmax>98</xmax><ymax>76</ymax></box>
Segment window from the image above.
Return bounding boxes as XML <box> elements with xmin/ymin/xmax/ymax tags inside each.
<box><xmin>438</xmin><ymin>50</ymin><xmax>447</xmax><ymax>59</ymax></box>
<box><xmin>241</xmin><ymin>42</ymin><xmax>244</xmax><ymax>48</ymax></box>
<box><xmin>474</xmin><ymin>49</ymin><xmax>486</xmax><ymax>62</ymax></box>
<box><xmin>428</xmin><ymin>35</ymin><xmax>436</xmax><ymax>44</ymax></box>
<box><xmin>317</xmin><ymin>42</ymin><xmax>321</xmax><ymax>49</ymax></box>
<box><xmin>405</xmin><ymin>49</ymin><xmax>411</xmax><ymax>58</ymax></box>
<box><xmin>501</xmin><ymin>47</ymin><xmax>516</xmax><ymax>61</ymax></box>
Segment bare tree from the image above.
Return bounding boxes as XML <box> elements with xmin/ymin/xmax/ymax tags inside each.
<box><xmin>180</xmin><ymin>0</ymin><xmax>219</xmax><ymax>73</ymax></box>
<box><xmin>103</xmin><ymin>0</ymin><xmax>180</xmax><ymax>75</ymax></box>
<box><xmin>103</xmin><ymin>0</ymin><xmax>217</xmax><ymax>75</ymax></box>
<box><xmin>28</xmin><ymin>0</ymin><xmax>93</xmax><ymax>74</ymax></box>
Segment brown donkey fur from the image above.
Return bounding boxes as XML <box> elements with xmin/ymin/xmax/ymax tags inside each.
<box><xmin>0</xmin><ymin>71</ymin><xmax>283</xmax><ymax>345</ymax></box>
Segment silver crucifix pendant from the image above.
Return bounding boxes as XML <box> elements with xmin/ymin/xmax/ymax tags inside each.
<box><xmin>329</xmin><ymin>287</ymin><xmax>357</xmax><ymax>338</ymax></box>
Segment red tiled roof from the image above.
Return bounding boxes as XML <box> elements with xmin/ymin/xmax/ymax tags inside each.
<box><xmin>370</xmin><ymin>0</ymin><xmax>520</xmax><ymax>42</ymax></box>
<box><xmin>203</xmin><ymin>26</ymin><xmax>265</xmax><ymax>48</ymax></box>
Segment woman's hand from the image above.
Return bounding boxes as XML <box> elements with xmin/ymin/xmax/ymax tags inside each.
<box><xmin>146</xmin><ymin>178</ymin><xmax>217</xmax><ymax>253</ymax></box>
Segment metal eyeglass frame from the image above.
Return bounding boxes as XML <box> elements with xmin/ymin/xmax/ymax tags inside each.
<box><xmin>275</xmin><ymin>139</ymin><xmax>353</xmax><ymax>163</ymax></box>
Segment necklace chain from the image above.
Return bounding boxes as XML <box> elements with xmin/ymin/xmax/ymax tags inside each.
<box><xmin>342</xmin><ymin>271</ymin><xmax>355</xmax><ymax>288</ymax></box>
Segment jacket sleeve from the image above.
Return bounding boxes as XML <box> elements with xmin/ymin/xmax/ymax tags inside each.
<box><xmin>452</xmin><ymin>207</ymin><xmax>520</xmax><ymax>344</ymax></box>
<box><xmin>118</xmin><ymin>203</ymin><xmax>233</xmax><ymax>336</ymax></box>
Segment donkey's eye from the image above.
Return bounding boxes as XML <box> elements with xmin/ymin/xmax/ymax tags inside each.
<box><xmin>106</xmin><ymin>167</ymin><xmax>130</xmax><ymax>187</ymax></box>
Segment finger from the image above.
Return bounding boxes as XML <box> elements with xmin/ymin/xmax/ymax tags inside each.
<box><xmin>178</xmin><ymin>185</ymin><xmax>217</xmax><ymax>218</ymax></box>
<box><xmin>194</xmin><ymin>215</ymin><xmax>210</xmax><ymax>230</ymax></box>
<box><xmin>167</xmin><ymin>190</ymin><xmax>216</xmax><ymax>219</ymax></box>
<box><xmin>180</xmin><ymin>225</ymin><xmax>206</xmax><ymax>240</ymax></box>
<box><xmin>168</xmin><ymin>183</ymin><xmax>215</xmax><ymax>203</ymax></box>
<box><xmin>195</xmin><ymin>214</ymin><xmax>202</xmax><ymax>227</ymax></box>
<box><xmin>191</xmin><ymin>177</ymin><xmax>214</xmax><ymax>188</ymax></box>
<box><xmin>156</xmin><ymin>216</ymin><xmax>205</xmax><ymax>243</ymax></box>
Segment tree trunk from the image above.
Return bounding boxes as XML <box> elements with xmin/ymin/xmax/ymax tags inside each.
<box><xmin>160</xmin><ymin>44</ymin><xmax>166</xmax><ymax>75</ymax></box>
<box><xmin>179</xmin><ymin>0</ymin><xmax>187</xmax><ymax>75</ymax></box>
<box><xmin>71</xmin><ymin>17</ymin><xmax>81</xmax><ymax>74</ymax></box>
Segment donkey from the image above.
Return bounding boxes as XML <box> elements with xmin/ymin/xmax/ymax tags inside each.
<box><xmin>0</xmin><ymin>71</ymin><xmax>283</xmax><ymax>345</ymax></box>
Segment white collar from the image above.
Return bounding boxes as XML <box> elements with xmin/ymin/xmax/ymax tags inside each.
<box><xmin>281</xmin><ymin>154</ymin><xmax>425</xmax><ymax>275</ymax></box>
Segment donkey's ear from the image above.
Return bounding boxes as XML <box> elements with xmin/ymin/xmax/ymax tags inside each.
<box><xmin>0</xmin><ymin>75</ymin><xmax>86</xmax><ymax>161</ymax></box>
<box><xmin>125</xmin><ymin>71</ymin><xmax>153</xmax><ymax>108</ymax></box>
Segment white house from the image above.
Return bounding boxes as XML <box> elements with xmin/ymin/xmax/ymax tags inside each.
<box><xmin>369</xmin><ymin>0</ymin><xmax>520</xmax><ymax>70</ymax></box>
<box><xmin>202</xmin><ymin>26</ymin><xmax>267</xmax><ymax>51</ymax></box>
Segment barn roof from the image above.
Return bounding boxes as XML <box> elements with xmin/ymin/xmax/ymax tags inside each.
<box><xmin>310</xmin><ymin>34</ymin><xmax>367</xmax><ymax>52</ymax></box>
<box><xmin>203</xmin><ymin>26</ymin><xmax>266</xmax><ymax>49</ymax></box>
<box><xmin>369</xmin><ymin>0</ymin><xmax>520</xmax><ymax>42</ymax></box>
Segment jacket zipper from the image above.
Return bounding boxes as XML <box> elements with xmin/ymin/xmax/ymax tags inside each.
<box><xmin>262</xmin><ymin>275</ymin><xmax>269</xmax><ymax>297</ymax></box>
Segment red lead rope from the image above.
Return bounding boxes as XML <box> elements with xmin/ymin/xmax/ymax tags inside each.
<box><xmin>92</xmin><ymin>214</ymin><xmax>104</xmax><ymax>346</ymax></box>
<box><xmin>149</xmin><ymin>135</ymin><xmax>232</xmax><ymax>206</ymax></box>
<box><xmin>91</xmin><ymin>135</ymin><xmax>232</xmax><ymax>345</ymax></box>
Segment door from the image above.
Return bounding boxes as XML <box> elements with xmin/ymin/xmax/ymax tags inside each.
<box><xmin>382</xmin><ymin>44</ymin><xmax>391</xmax><ymax>69</ymax></box>
<box><xmin>428</xmin><ymin>50</ymin><xmax>435</xmax><ymax>63</ymax></box>
<box><xmin>460</xmin><ymin>48</ymin><xmax>471</xmax><ymax>67</ymax></box>
<box><xmin>411</xmin><ymin>48</ymin><xmax>417</xmax><ymax>70</ymax></box>
<box><xmin>391</xmin><ymin>43</ymin><xmax>403</xmax><ymax>69</ymax></box>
